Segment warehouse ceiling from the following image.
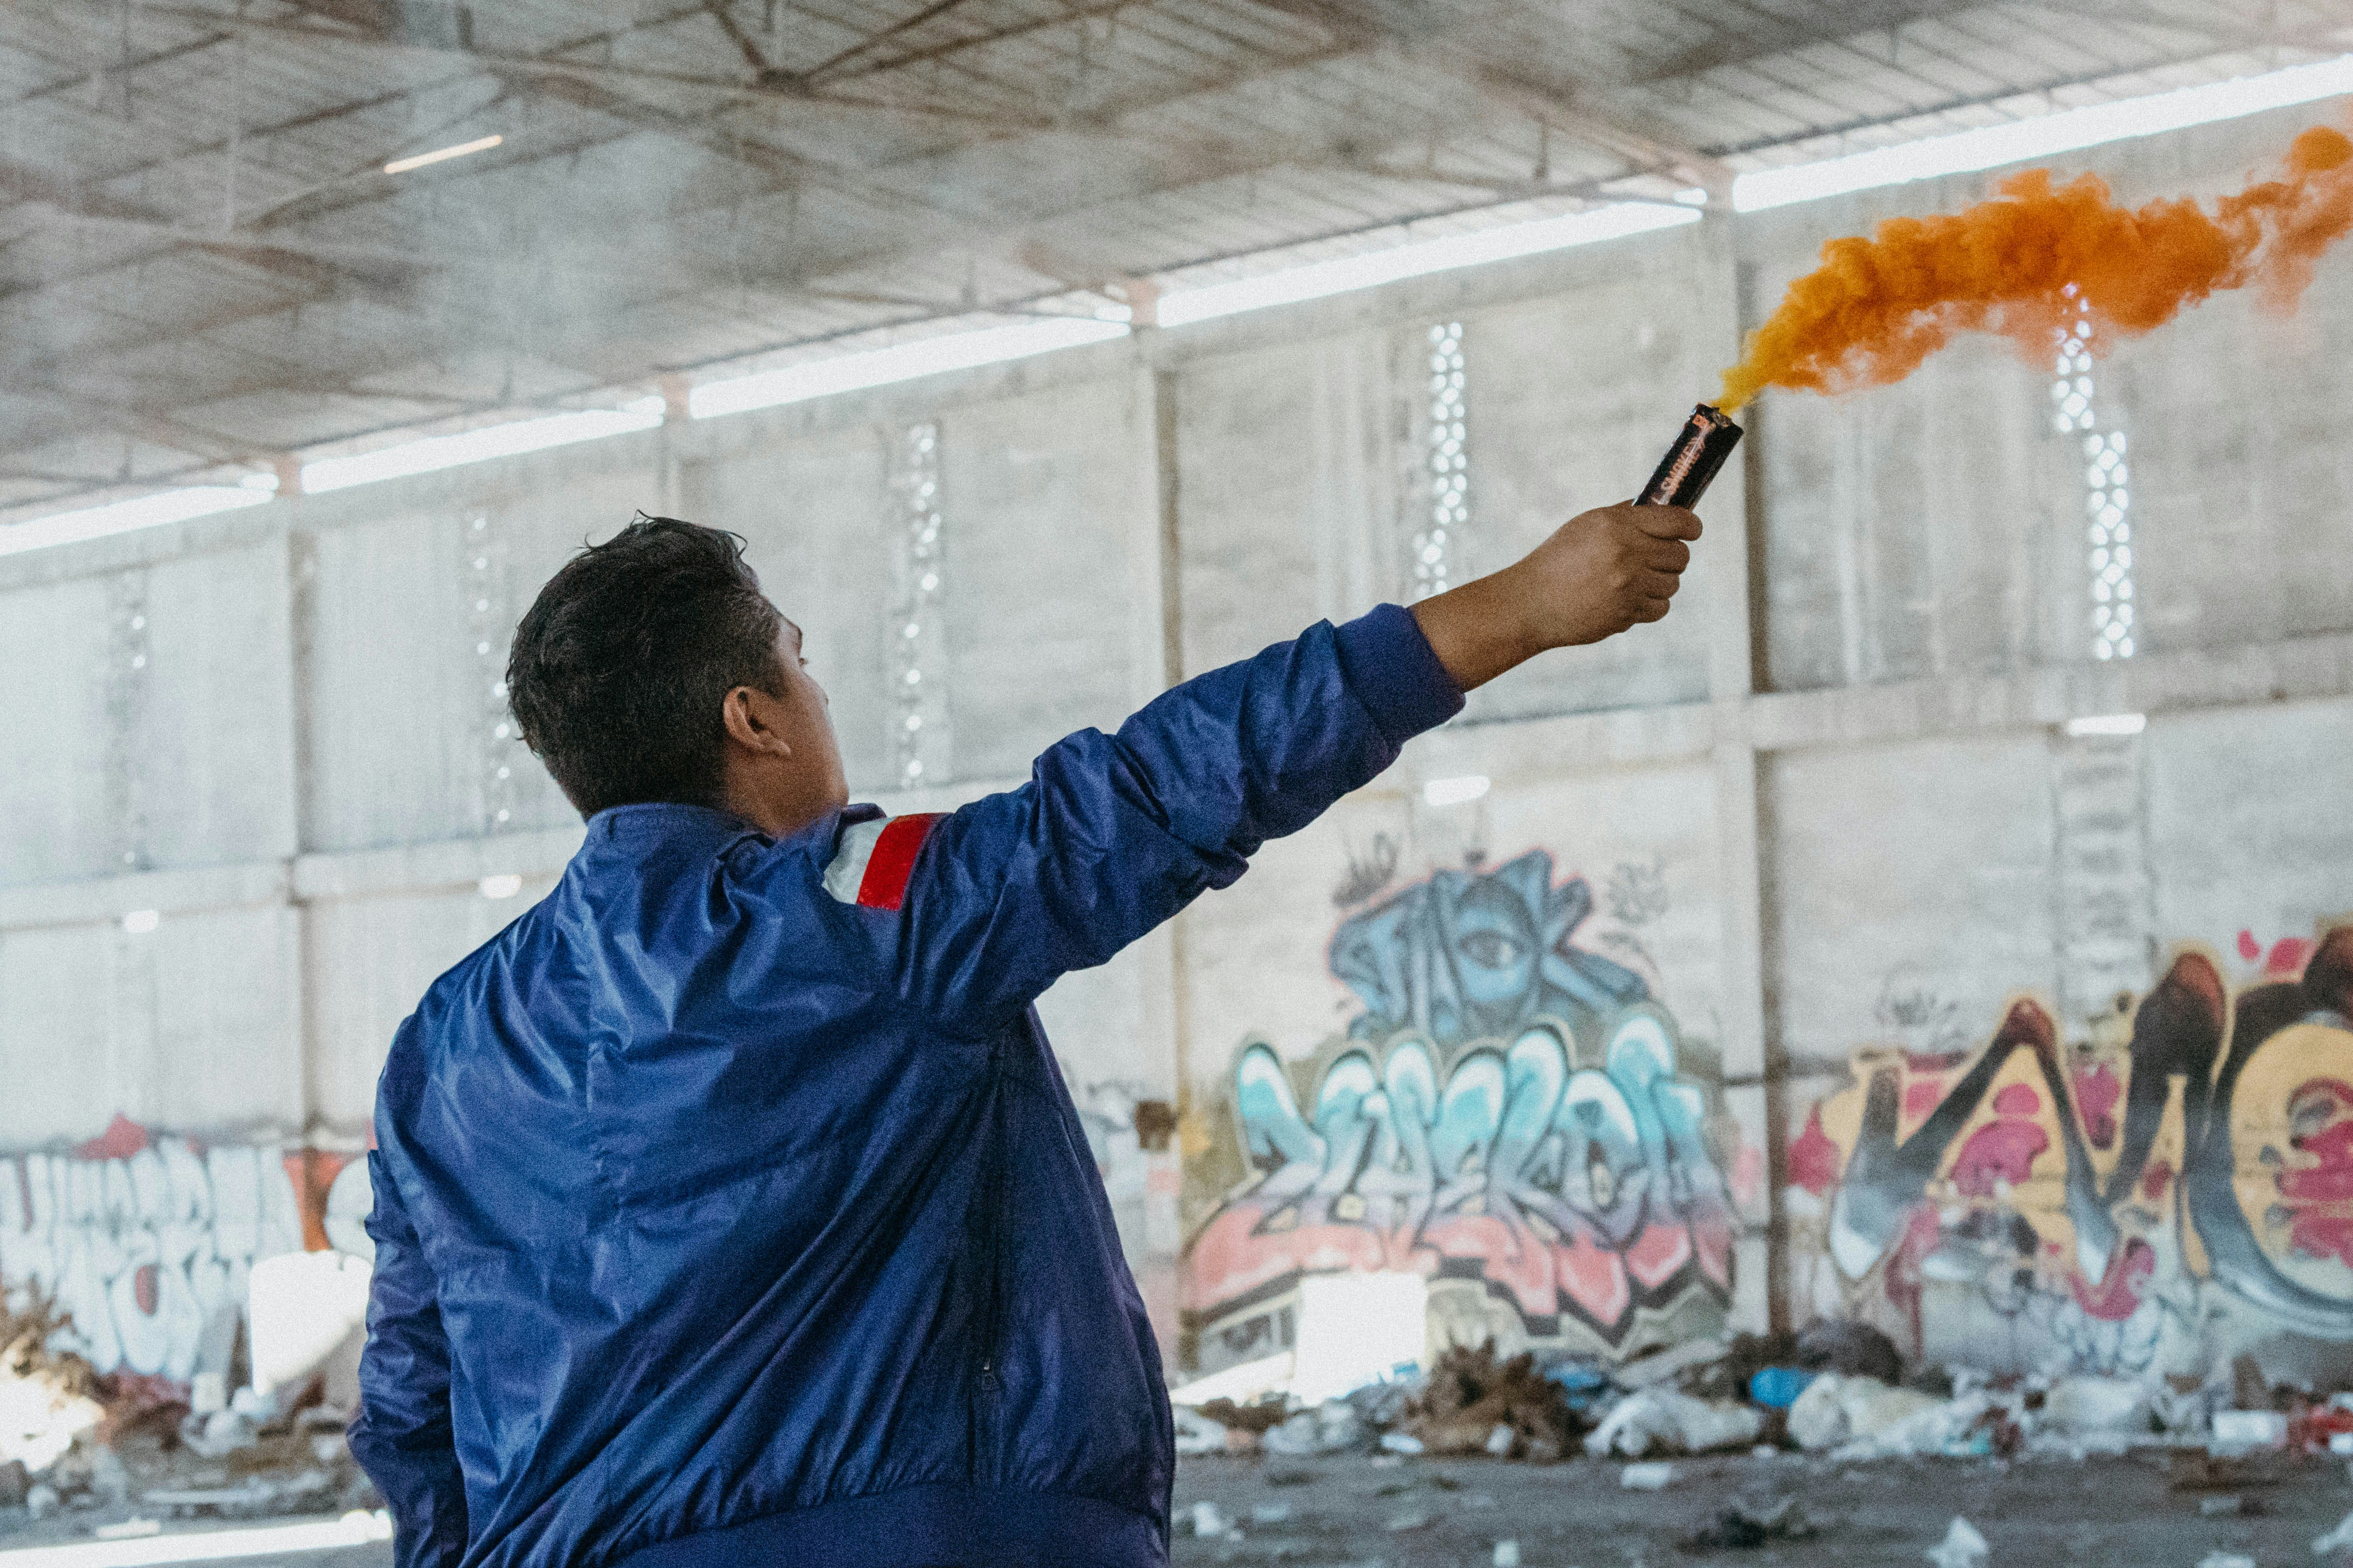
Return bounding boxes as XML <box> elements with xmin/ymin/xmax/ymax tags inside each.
<box><xmin>3</xmin><ymin>0</ymin><xmax>2349</xmax><ymax>515</ymax></box>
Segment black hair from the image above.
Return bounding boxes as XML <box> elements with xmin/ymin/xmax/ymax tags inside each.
<box><xmin>507</xmin><ymin>515</ymin><xmax>784</xmax><ymax>817</ymax></box>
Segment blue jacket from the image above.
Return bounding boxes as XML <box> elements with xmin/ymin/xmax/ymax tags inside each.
<box><xmin>351</xmin><ymin>605</ymin><xmax>1463</xmax><ymax>1568</ymax></box>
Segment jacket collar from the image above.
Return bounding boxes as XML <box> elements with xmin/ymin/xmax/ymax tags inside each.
<box><xmin>584</xmin><ymin>802</ymin><xmax>767</xmax><ymax>859</ymax></box>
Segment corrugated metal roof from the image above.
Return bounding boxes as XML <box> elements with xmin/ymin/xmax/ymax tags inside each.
<box><xmin>4</xmin><ymin>0</ymin><xmax>2350</xmax><ymax>512</ymax></box>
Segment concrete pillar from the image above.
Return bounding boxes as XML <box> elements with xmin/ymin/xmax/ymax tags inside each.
<box><xmin>1708</xmin><ymin>217</ymin><xmax>1776</xmax><ymax>1334</ymax></box>
<box><xmin>2052</xmin><ymin>731</ymin><xmax>2156</xmax><ymax>1034</ymax></box>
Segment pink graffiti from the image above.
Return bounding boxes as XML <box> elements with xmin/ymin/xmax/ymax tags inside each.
<box><xmin>1948</xmin><ymin>1118</ymin><xmax>2048</xmax><ymax>1197</ymax></box>
<box><xmin>2069</xmin><ymin>1237</ymin><xmax>2156</xmax><ymax>1322</ymax></box>
<box><xmin>1185</xmin><ymin>1202</ymin><xmax>1729</xmax><ymax>1333</ymax></box>
<box><xmin>2074</xmin><ymin>1063</ymin><xmax>2122</xmax><ymax>1150</ymax></box>
<box><xmin>2277</xmin><ymin>1080</ymin><xmax>2353</xmax><ymax>1266</ymax></box>
<box><xmin>1789</xmin><ymin>1107</ymin><xmax>1841</xmax><ymax>1198</ymax></box>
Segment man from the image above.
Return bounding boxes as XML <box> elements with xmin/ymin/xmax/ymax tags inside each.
<box><xmin>352</xmin><ymin>497</ymin><xmax>1701</xmax><ymax>1568</ymax></box>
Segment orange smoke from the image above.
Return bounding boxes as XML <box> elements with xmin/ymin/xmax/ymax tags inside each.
<box><xmin>1720</xmin><ymin>123</ymin><xmax>2353</xmax><ymax>413</ymax></box>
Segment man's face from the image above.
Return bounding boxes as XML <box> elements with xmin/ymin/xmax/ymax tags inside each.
<box><xmin>768</xmin><ymin>617</ymin><xmax>847</xmax><ymax>814</ymax></box>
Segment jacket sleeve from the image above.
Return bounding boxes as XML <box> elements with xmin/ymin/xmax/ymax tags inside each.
<box><xmin>887</xmin><ymin>603</ymin><xmax>1461</xmax><ymax>1021</ymax></box>
<box><xmin>349</xmin><ymin>1145</ymin><xmax>469</xmax><ymax>1568</ymax></box>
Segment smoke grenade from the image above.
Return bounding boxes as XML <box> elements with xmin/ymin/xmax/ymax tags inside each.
<box><xmin>1637</xmin><ymin>404</ymin><xmax>1742</xmax><ymax>509</ymax></box>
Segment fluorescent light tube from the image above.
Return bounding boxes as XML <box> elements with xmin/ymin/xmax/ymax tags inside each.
<box><xmin>384</xmin><ymin>135</ymin><xmax>503</xmax><ymax>176</ymax></box>
<box><xmin>1155</xmin><ymin>204</ymin><xmax>1700</xmax><ymax>328</ymax></box>
<box><xmin>301</xmin><ymin>402</ymin><xmax>665</xmax><ymax>494</ymax></box>
<box><xmin>1735</xmin><ymin>55</ymin><xmax>2353</xmax><ymax>212</ymax></box>
<box><xmin>0</xmin><ymin>486</ymin><xmax>270</xmax><ymax>558</ymax></box>
<box><xmin>689</xmin><ymin>318</ymin><xmax>1129</xmax><ymax>420</ymax></box>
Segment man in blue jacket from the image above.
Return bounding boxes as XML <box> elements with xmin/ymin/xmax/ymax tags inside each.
<box><xmin>352</xmin><ymin>497</ymin><xmax>1701</xmax><ymax>1568</ymax></box>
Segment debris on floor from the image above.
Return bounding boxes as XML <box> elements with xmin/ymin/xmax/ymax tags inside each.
<box><xmin>0</xmin><ymin>1284</ymin><xmax>381</xmax><ymax>1542</ymax></box>
<box><xmin>1923</xmin><ymin>1515</ymin><xmax>1988</xmax><ymax>1568</ymax></box>
<box><xmin>2316</xmin><ymin>1509</ymin><xmax>2353</xmax><ymax>1556</ymax></box>
<box><xmin>1681</xmin><ymin>1493</ymin><xmax>1817</xmax><ymax>1551</ymax></box>
<box><xmin>1586</xmin><ymin>1387</ymin><xmax>1763</xmax><ymax>1458</ymax></box>
<box><xmin>1395</xmin><ymin>1345</ymin><xmax>1578</xmax><ymax>1460</ymax></box>
<box><xmin>1</xmin><ymin>1294</ymin><xmax>104</xmax><ymax>1476</ymax></box>
<box><xmin>1619</xmin><ymin>1460</ymin><xmax>1678</xmax><ymax>1490</ymax></box>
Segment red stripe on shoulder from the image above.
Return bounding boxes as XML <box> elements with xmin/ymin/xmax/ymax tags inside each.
<box><xmin>855</xmin><ymin>813</ymin><xmax>942</xmax><ymax>912</ymax></box>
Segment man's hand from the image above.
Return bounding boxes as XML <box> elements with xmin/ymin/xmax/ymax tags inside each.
<box><xmin>1410</xmin><ymin>502</ymin><xmax>1702</xmax><ymax>693</ymax></box>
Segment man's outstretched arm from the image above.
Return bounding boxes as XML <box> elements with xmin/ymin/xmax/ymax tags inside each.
<box><xmin>349</xmin><ymin>1089</ymin><xmax>470</xmax><ymax>1568</ymax></box>
<box><xmin>874</xmin><ymin>499</ymin><xmax>1700</xmax><ymax>1021</ymax></box>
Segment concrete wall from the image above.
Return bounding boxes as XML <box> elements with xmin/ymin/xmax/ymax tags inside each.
<box><xmin>4</xmin><ymin>102</ymin><xmax>2351</xmax><ymax>1387</ymax></box>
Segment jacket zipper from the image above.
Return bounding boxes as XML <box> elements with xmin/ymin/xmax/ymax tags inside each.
<box><xmin>974</xmin><ymin>1067</ymin><xmax>1010</xmax><ymax>1465</ymax></box>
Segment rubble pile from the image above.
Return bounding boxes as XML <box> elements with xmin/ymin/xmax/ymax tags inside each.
<box><xmin>1393</xmin><ymin>1346</ymin><xmax>1578</xmax><ymax>1461</ymax></box>
<box><xmin>1171</xmin><ymin>1316</ymin><xmax>2353</xmax><ymax>1482</ymax></box>
<box><xmin>1</xmin><ymin>1292</ymin><xmax>105</xmax><ymax>1498</ymax></box>
<box><xmin>0</xmin><ymin>1285</ymin><xmax>380</xmax><ymax>1537</ymax></box>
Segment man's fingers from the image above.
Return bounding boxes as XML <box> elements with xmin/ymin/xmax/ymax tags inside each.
<box><xmin>1637</xmin><ymin>568</ymin><xmax>1683</xmax><ymax>598</ymax></box>
<box><xmin>1632</xmin><ymin>597</ymin><xmax>1673</xmax><ymax>623</ymax></box>
<box><xmin>1630</xmin><ymin>503</ymin><xmax>1703</xmax><ymax>542</ymax></box>
<box><xmin>1641</xmin><ymin>538</ymin><xmax>1692</xmax><ymax>573</ymax></box>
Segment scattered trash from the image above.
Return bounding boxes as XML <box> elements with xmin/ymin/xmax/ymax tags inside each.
<box><xmin>91</xmin><ymin>1519</ymin><xmax>161</xmax><ymax>1541</ymax></box>
<box><xmin>2232</xmin><ymin>1355</ymin><xmax>2269</xmax><ymax>1414</ymax></box>
<box><xmin>2198</xmin><ymin>1554</ymin><xmax>2257</xmax><ymax>1568</ymax></box>
<box><xmin>1923</xmin><ymin>1515</ymin><xmax>1988</xmax><ymax>1568</ymax></box>
<box><xmin>1748</xmin><ymin>1367</ymin><xmax>1815</xmax><ymax>1410</ymax></box>
<box><xmin>1385</xmin><ymin>1510</ymin><xmax>1431</xmax><ymax>1532</ymax></box>
<box><xmin>1620</xmin><ymin>1461</ymin><xmax>1678</xmax><ymax>1490</ymax></box>
<box><xmin>25</xmin><ymin>1481</ymin><xmax>60</xmax><ymax>1520</ymax></box>
<box><xmin>179</xmin><ymin>1409</ymin><xmax>259</xmax><ymax>1460</ymax></box>
<box><xmin>1682</xmin><ymin>1495</ymin><xmax>1818</xmax><ymax>1551</ymax></box>
<box><xmin>1250</xmin><ymin>1503</ymin><xmax>1292</xmax><ymax>1525</ymax></box>
<box><xmin>1484</xmin><ymin>1422</ymin><xmax>1516</xmax><ymax>1457</ymax></box>
<box><xmin>1398</xmin><ymin>1344</ymin><xmax>1576</xmax><ymax>1460</ymax></box>
<box><xmin>1189</xmin><ymin>1500</ymin><xmax>1231</xmax><ymax>1539</ymax></box>
<box><xmin>1172</xmin><ymin>1405</ymin><xmax>1231</xmax><ymax>1456</ymax></box>
<box><xmin>2315</xmin><ymin>1510</ymin><xmax>2353</xmax><ymax>1556</ymax></box>
<box><xmin>2201</xmin><ymin>1494</ymin><xmax>2256</xmax><ymax>1517</ymax></box>
<box><xmin>1379</xmin><ymin>1432</ymin><xmax>1425</xmax><ymax>1456</ymax></box>
<box><xmin>0</xmin><ymin>1300</ymin><xmax>105</xmax><ymax>1474</ymax></box>
<box><xmin>1544</xmin><ymin>1362</ymin><xmax>1616</xmax><ymax>1416</ymax></box>
<box><xmin>1586</xmin><ymin>1389</ymin><xmax>1763</xmax><ymax>1458</ymax></box>
<box><xmin>1262</xmin><ymin>1406</ymin><xmax>1351</xmax><ymax>1458</ymax></box>
<box><xmin>2212</xmin><ymin>1410</ymin><xmax>2291</xmax><ymax>1452</ymax></box>
<box><xmin>1616</xmin><ymin>1339</ymin><xmax>1730</xmax><ymax>1390</ymax></box>
<box><xmin>1194</xmin><ymin>1396</ymin><xmax>1292</xmax><ymax>1434</ymax></box>
<box><xmin>2173</xmin><ymin>1451</ymin><xmax>2290</xmax><ymax>1493</ymax></box>
<box><xmin>1787</xmin><ymin>1372</ymin><xmax>1944</xmax><ymax>1453</ymax></box>
<box><xmin>1493</xmin><ymin>1542</ymin><xmax>1522</xmax><ymax>1568</ymax></box>
<box><xmin>1797</xmin><ymin>1319</ymin><xmax>1905</xmax><ymax>1385</ymax></box>
<box><xmin>2043</xmin><ymin>1376</ymin><xmax>2151</xmax><ymax>1442</ymax></box>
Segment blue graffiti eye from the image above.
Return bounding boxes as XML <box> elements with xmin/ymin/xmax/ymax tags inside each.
<box><xmin>1459</xmin><ymin>930</ymin><xmax>1524</xmax><ymax>970</ymax></box>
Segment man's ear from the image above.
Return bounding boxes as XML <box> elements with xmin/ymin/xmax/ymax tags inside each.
<box><xmin>720</xmin><ymin>685</ymin><xmax>793</xmax><ymax>757</ymax></box>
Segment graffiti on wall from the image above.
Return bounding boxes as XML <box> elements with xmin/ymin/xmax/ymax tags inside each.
<box><xmin>1184</xmin><ymin>849</ymin><xmax>1747</xmax><ymax>1373</ymax></box>
<box><xmin>0</xmin><ymin>1115</ymin><xmax>370</xmax><ymax>1386</ymax></box>
<box><xmin>1789</xmin><ymin>924</ymin><xmax>2353</xmax><ymax>1375</ymax></box>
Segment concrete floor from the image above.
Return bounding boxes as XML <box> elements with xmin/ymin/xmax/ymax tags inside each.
<box><xmin>4</xmin><ymin>1452</ymin><xmax>2349</xmax><ymax>1565</ymax></box>
<box><xmin>1171</xmin><ymin>1450</ymin><xmax>2353</xmax><ymax>1566</ymax></box>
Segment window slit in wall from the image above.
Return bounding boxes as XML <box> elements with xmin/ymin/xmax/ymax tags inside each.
<box><xmin>468</xmin><ymin>513</ymin><xmax>520</xmax><ymax>830</ymax></box>
<box><xmin>890</xmin><ymin>422</ymin><xmax>947</xmax><ymax>790</ymax></box>
<box><xmin>1413</xmin><ymin>322</ymin><xmax>1468</xmax><ymax>600</ymax></box>
<box><xmin>105</xmin><ymin>571</ymin><xmax>153</xmax><ymax>871</ymax></box>
<box><xmin>2052</xmin><ymin>289</ymin><xmax>2134</xmax><ymax>660</ymax></box>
